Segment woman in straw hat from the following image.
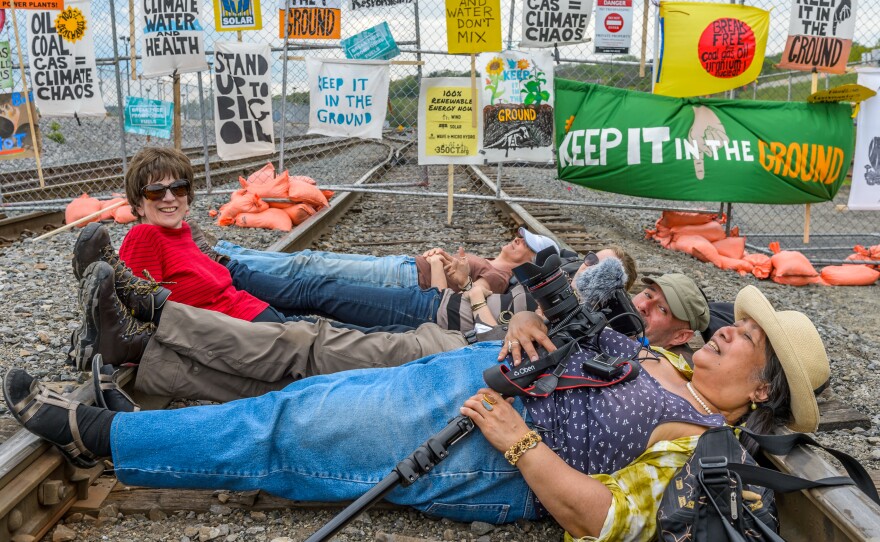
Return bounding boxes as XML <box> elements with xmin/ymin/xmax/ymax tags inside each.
<box><xmin>3</xmin><ymin>286</ymin><xmax>830</xmax><ymax>542</ymax></box>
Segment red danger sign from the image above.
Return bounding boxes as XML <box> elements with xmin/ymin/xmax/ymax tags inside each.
<box><xmin>604</xmin><ymin>13</ymin><xmax>624</xmax><ymax>33</ymax></box>
<box><xmin>697</xmin><ymin>18</ymin><xmax>756</xmax><ymax>78</ymax></box>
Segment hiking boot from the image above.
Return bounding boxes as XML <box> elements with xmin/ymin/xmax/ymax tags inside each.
<box><xmin>189</xmin><ymin>222</ymin><xmax>230</xmax><ymax>265</ymax></box>
<box><xmin>71</xmin><ymin>222</ymin><xmax>171</xmax><ymax>323</ymax></box>
<box><xmin>73</xmin><ymin>261</ymin><xmax>154</xmax><ymax>370</ymax></box>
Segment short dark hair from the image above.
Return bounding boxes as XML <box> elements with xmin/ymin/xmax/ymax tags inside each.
<box><xmin>740</xmin><ymin>341</ymin><xmax>793</xmax><ymax>454</ymax></box>
<box><xmin>125</xmin><ymin>147</ymin><xmax>195</xmax><ymax>216</ymax></box>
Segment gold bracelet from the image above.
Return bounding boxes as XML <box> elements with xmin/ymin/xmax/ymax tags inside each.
<box><xmin>471</xmin><ymin>301</ymin><xmax>487</xmax><ymax>312</ymax></box>
<box><xmin>461</xmin><ymin>277</ymin><xmax>473</xmax><ymax>291</ymax></box>
<box><xmin>504</xmin><ymin>430</ymin><xmax>542</xmax><ymax>466</ymax></box>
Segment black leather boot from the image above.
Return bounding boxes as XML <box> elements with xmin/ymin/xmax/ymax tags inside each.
<box><xmin>74</xmin><ymin>261</ymin><xmax>154</xmax><ymax>370</ymax></box>
<box><xmin>72</xmin><ymin>222</ymin><xmax>171</xmax><ymax>323</ymax></box>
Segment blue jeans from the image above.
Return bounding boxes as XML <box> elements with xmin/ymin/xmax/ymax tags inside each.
<box><xmin>228</xmin><ymin>260</ymin><xmax>440</xmax><ymax>329</ymax></box>
<box><xmin>111</xmin><ymin>343</ymin><xmax>537</xmax><ymax>523</ymax></box>
<box><xmin>215</xmin><ymin>241</ymin><xmax>419</xmax><ymax>289</ymax></box>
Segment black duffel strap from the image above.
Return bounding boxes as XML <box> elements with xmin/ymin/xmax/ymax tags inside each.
<box><xmin>738</xmin><ymin>427</ymin><xmax>880</xmax><ymax>505</ymax></box>
<box><xmin>727</xmin><ymin>462</ymin><xmax>854</xmax><ymax>493</ymax></box>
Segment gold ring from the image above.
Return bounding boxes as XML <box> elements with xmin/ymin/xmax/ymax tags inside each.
<box><xmin>482</xmin><ymin>393</ymin><xmax>498</xmax><ymax>406</ymax></box>
<box><xmin>510</xmin><ymin>340</ymin><xmax>520</xmax><ymax>345</ymax></box>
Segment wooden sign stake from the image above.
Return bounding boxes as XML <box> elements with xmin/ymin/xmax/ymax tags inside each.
<box><xmin>804</xmin><ymin>69</ymin><xmax>819</xmax><ymax>244</ymax></box>
<box><xmin>129</xmin><ymin>0</ymin><xmax>137</xmax><ymax>80</ymax></box>
<box><xmin>470</xmin><ymin>54</ymin><xmax>477</xmax><ymax>128</ymax></box>
<box><xmin>447</xmin><ymin>164</ymin><xmax>454</xmax><ymax>224</ymax></box>
<box><xmin>9</xmin><ymin>1</ymin><xmax>45</xmax><ymax>188</ymax></box>
<box><xmin>173</xmin><ymin>72</ymin><xmax>181</xmax><ymax>149</ymax></box>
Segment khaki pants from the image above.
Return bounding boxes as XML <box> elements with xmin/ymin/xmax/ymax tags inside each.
<box><xmin>134</xmin><ymin>302</ymin><xmax>468</xmax><ymax>402</ymax></box>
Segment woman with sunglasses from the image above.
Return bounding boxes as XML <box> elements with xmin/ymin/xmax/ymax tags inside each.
<box><xmin>108</xmin><ymin>148</ymin><xmax>411</xmax><ymax>331</ymax></box>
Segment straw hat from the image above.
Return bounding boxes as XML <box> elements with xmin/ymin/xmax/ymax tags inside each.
<box><xmin>734</xmin><ymin>286</ymin><xmax>830</xmax><ymax>433</ymax></box>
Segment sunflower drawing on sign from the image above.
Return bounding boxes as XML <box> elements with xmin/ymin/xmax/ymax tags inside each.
<box><xmin>55</xmin><ymin>7</ymin><xmax>87</xmax><ymax>44</ymax></box>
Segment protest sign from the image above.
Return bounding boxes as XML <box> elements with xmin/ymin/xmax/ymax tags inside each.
<box><xmin>0</xmin><ymin>41</ymin><xmax>12</xmax><ymax>89</ymax></box>
<box><xmin>654</xmin><ymin>2</ymin><xmax>769</xmax><ymax>98</ymax></box>
<box><xmin>0</xmin><ymin>9</ymin><xmax>4</xmax><ymax>29</ymax></box>
<box><xmin>445</xmin><ymin>0</ymin><xmax>501</xmax><ymax>54</ymax></box>
<box><xmin>124</xmin><ymin>96</ymin><xmax>173</xmax><ymax>138</ymax></box>
<box><xmin>555</xmin><ymin>80</ymin><xmax>854</xmax><ymax>204</ymax></box>
<box><xmin>341</xmin><ymin>22</ymin><xmax>399</xmax><ymax>60</ymax></box>
<box><xmin>520</xmin><ymin>0</ymin><xmax>592</xmax><ymax>48</ymax></box>
<box><xmin>778</xmin><ymin>0</ymin><xmax>857</xmax><ymax>75</ymax></box>
<box><xmin>0</xmin><ymin>0</ymin><xmax>62</xmax><ymax>9</ymax></box>
<box><xmin>213</xmin><ymin>0</ymin><xmax>261</xmax><ymax>31</ymax></box>
<box><xmin>478</xmin><ymin>51</ymin><xmax>554</xmax><ymax>162</ymax></box>
<box><xmin>140</xmin><ymin>0</ymin><xmax>208</xmax><ymax>78</ymax></box>
<box><xmin>594</xmin><ymin>0</ymin><xmax>632</xmax><ymax>54</ymax></box>
<box><xmin>848</xmin><ymin>67</ymin><xmax>880</xmax><ymax>210</ymax></box>
<box><xmin>27</xmin><ymin>1</ymin><xmax>106</xmax><ymax>117</ymax></box>
<box><xmin>349</xmin><ymin>0</ymin><xmax>411</xmax><ymax>9</ymax></box>
<box><xmin>306</xmin><ymin>58</ymin><xmax>389</xmax><ymax>139</ymax></box>
<box><xmin>418</xmin><ymin>77</ymin><xmax>481</xmax><ymax>165</ymax></box>
<box><xmin>0</xmin><ymin>91</ymin><xmax>41</xmax><ymax>159</ymax></box>
<box><xmin>280</xmin><ymin>0</ymin><xmax>340</xmax><ymax>40</ymax></box>
<box><xmin>808</xmin><ymin>83</ymin><xmax>876</xmax><ymax>104</ymax></box>
<box><xmin>213</xmin><ymin>41</ymin><xmax>274</xmax><ymax>160</ymax></box>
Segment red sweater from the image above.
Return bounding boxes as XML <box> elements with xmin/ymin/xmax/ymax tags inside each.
<box><xmin>119</xmin><ymin>222</ymin><xmax>268</xmax><ymax>321</ymax></box>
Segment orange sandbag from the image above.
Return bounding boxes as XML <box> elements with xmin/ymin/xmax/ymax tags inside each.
<box><xmin>65</xmin><ymin>194</ymin><xmax>103</xmax><ymax>227</ymax></box>
<box><xmin>820</xmin><ymin>265</ymin><xmax>880</xmax><ymax>286</ymax></box>
<box><xmin>713</xmin><ymin>237</ymin><xmax>746</xmax><ymax>259</ymax></box>
<box><xmin>322</xmin><ymin>190</ymin><xmax>335</xmax><ymax>200</ymax></box>
<box><xmin>217</xmin><ymin>189</ymin><xmax>269</xmax><ymax>226</ymax></box>
<box><xmin>290</xmin><ymin>175</ymin><xmax>316</xmax><ymax>185</ymax></box>
<box><xmin>717</xmin><ymin>256</ymin><xmax>754</xmax><ymax>276</ymax></box>
<box><xmin>772</xmin><ymin>275</ymin><xmax>823</xmax><ymax>286</ymax></box>
<box><xmin>658</xmin><ymin>211</ymin><xmax>718</xmax><ymax>228</ymax></box>
<box><xmin>288</xmin><ymin>177</ymin><xmax>329</xmax><ymax>209</ymax></box>
<box><xmin>284</xmin><ymin>203</ymin><xmax>317</xmax><ymax>226</ymax></box>
<box><xmin>770</xmin><ymin>250</ymin><xmax>818</xmax><ymax>279</ymax></box>
<box><xmin>669</xmin><ymin>221</ymin><xmax>727</xmax><ymax>243</ymax></box>
<box><xmin>113</xmin><ymin>204</ymin><xmax>138</xmax><ymax>224</ymax></box>
<box><xmin>234</xmin><ymin>208</ymin><xmax>293</xmax><ymax>231</ymax></box>
<box><xmin>670</xmin><ymin>235</ymin><xmax>722</xmax><ymax>265</ymax></box>
<box><xmin>240</xmin><ymin>164</ymin><xmax>289</xmax><ymax>200</ymax></box>
<box><xmin>99</xmin><ymin>197</ymin><xmax>126</xmax><ymax>221</ymax></box>
<box><xmin>743</xmin><ymin>254</ymin><xmax>772</xmax><ymax>279</ymax></box>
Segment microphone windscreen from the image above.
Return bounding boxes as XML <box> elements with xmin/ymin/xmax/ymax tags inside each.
<box><xmin>575</xmin><ymin>257</ymin><xmax>628</xmax><ymax>309</ymax></box>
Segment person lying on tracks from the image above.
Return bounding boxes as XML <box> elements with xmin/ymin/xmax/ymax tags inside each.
<box><xmin>238</xmin><ymin>245</ymin><xmax>637</xmax><ymax>334</ymax></box>
<box><xmin>210</xmin><ymin>225</ymin><xmax>558</xmax><ymax>295</ymax></box>
<box><xmin>68</xmin><ymin>147</ymin><xmax>417</xmax><ymax>369</ymax></box>
<box><xmin>4</xmin><ymin>285</ymin><xmax>830</xmax><ymax>542</ymax></box>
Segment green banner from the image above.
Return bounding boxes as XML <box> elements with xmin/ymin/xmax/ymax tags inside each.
<box><xmin>555</xmin><ymin>80</ymin><xmax>854</xmax><ymax>204</ymax></box>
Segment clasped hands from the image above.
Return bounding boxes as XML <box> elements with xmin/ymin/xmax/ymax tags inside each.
<box><xmin>423</xmin><ymin>247</ymin><xmax>471</xmax><ymax>289</ymax></box>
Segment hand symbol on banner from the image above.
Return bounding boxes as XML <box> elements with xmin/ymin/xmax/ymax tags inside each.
<box><xmin>688</xmin><ymin>105</ymin><xmax>729</xmax><ymax>181</ymax></box>
<box><xmin>833</xmin><ymin>0</ymin><xmax>852</xmax><ymax>35</ymax></box>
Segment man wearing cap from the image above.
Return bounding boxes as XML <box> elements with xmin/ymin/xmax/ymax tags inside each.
<box><xmin>500</xmin><ymin>273</ymin><xmax>710</xmax><ymax>367</ymax></box>
<box><xmin>208</xmin><ymin>227</ymin><xmax>558</xmax><ymax>296</ymax></box>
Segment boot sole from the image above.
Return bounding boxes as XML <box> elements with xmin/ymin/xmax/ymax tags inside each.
<box><xmin>73</xmin><ymin>264</ymin><xmax>111</xmax><ymax>371</ymax></box>
<box><xmin>72</xmin><ymin>222</ymin><xmax>105</xmax><ymax>281</ymax></box>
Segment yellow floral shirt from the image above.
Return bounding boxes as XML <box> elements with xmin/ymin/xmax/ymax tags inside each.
<box><xmin>566</xmin><ymin>346</ymin><xmax>698</xmax><ymax>542</ymax></box>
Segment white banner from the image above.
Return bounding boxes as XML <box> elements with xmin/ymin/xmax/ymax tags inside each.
<box><xmin>349</xmin><ymin>0</ymin><xmax>412</xmax><ymax>8</ymax></box>
<box><xmin>306</xmin><ymin>58</ymin><xmax>389</xmax><ymax>139</ymax></box>
<box><xmin>520</xmin><ymin>0</ymin><xmax>593</xmax><ymax>48</ymax></box>
<box><xmin>848</xmin><ymin>67</ymin><xmax>880</xmax><ymax>211</ymax></box>
<box><xmin>213</xmin><ymin>42</ymin><xmax>274</xmax><ymax>161</ymax></box>
<box><xmin>141</xmin><ymin>0</ymin><xmax>208</xmax><ymax>78</ymax></box>
<box><xmin>477</xmin><ymin>50</ymin><xmax>554</xmax><ymax>163</ymax></box>
<box><xmin>27</xmin><ymin>2</ymin><xmax>106</xmax><ymax>117</ymax></box>
<box><xmin>594</xmin><ymin>0</ymin><xmax>632</xmax><ymax>54</ymax></box>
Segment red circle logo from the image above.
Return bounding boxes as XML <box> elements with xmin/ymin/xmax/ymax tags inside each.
<box><xmin>604</xmin><ymin>13</ymin><xmax>624</xmax><ymax>33</ymax></box>
<box><xmin>697</xmin><ymin>18</ymin><xmax>756</xmax><ymax>78</ymax></box>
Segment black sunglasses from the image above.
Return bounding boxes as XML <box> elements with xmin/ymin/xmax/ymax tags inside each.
<box><xmin>141</xmin><ymin>179</ymin><xmax>190</xmax><ymax>201</ymax></box>
<box><xmin>583</xmin><ymin>251</ymin><xmax>599</xmax><ymax>267</ymax></box>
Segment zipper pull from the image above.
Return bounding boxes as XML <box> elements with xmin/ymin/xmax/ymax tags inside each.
<box><xmin>730</xmin><ymin>490</ymin><xmax>738</xmax><ymax>520</ymax></box>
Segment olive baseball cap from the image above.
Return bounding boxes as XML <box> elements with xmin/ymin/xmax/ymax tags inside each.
<box><xmin>642</xmin><ymin>274</ymin><xmax>710</xmax><ymax>332</ymax></box>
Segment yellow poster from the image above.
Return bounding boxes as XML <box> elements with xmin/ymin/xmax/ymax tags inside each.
<box><xmin>214</xmin><ymin>0</ymin><xmax>262</xmax><ymax>32</ymax></box>
<box><xmin>808</xmin><ymin>84</ymin><xmax>877</xmax><ymax>104</ymax></box>
<box><xmin>445</xmin><ymin>0</ymin><xmax>501</xmax><ymax>54</ymax></box>
<box><xmin>418</xmin><ymin>77</ymin><xmax>481</xmax><ymax>165</ymax></box>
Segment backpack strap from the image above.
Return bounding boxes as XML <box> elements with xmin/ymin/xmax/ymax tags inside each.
<box><xmin>738</xmin><ymin>427</ymin><xmax>880</xmax><ymax>505</ymax></box>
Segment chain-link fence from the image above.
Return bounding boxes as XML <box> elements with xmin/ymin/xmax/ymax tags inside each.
<box><xmin>0</xmin><ymin>0</ymin><xmax>877</xmax><ymax>253</ymax></box>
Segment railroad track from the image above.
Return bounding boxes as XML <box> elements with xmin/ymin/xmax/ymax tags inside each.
<box><xmin>1</xmin><ymin>149</ymin><xmax>879</xmax><ymax>541</ymax></box>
